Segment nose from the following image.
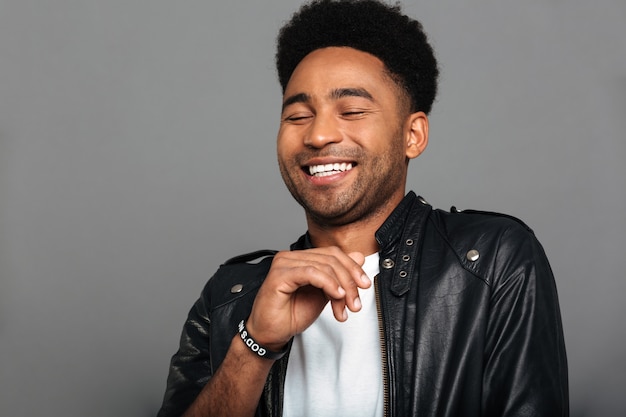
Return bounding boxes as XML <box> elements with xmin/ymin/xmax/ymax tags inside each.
<box><xmin>303</xmin><ymin>112</ymin><xmax>343</xmax><ymax>148</ymax></box>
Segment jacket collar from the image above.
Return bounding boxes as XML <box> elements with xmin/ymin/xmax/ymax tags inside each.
<box><xmin>375</xmin><ymin>191</ymin><xmax>419</xmax><ymax>251</ymax></box>
<box><xmin>377</xmin><ymin>191</ymin><xmax>431</xmax><ymax>296</ymax></box>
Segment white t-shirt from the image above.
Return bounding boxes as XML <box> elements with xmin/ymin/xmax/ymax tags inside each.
<box><xmin>283</xmin><ymin>253</ymin><xmax>383</xmax><ymax>417</ymax></box>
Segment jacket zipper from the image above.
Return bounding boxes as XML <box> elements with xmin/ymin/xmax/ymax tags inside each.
<box><xmin>374</xmin><ymin>275</ymin><xmax>390</xmax><ymax>417</ymax></box>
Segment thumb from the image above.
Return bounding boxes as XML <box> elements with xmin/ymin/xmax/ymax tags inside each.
<box><xmin>347</xmin><ymin>251</ymin><xmax>365</xmax><ymax>266</ymax></box>
<box><xmin>347</xmin><ymin>251</ymin><xmax>370</xmax><ymax>288</ymax></box>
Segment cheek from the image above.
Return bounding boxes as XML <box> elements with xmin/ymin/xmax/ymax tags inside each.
<box><xmin>276</xmin><ymin>139</ymin><xmax>300</xmax><ymax>173</ymax></box>
<box><xmin>277</xmin><ymin>142</ymin><xmax>292</xmax><ymax>163</ymax></box>
<box><xmin>277</xmin><ymin>126</ymin><xmax>298</xmax><ymax>148</ymax></box>
<box><xmin>276</xmin><ymin>132</ymin><xmax>291</xmax><ymax>157</ymax></box>
<box><xmin>362</xmin><ymin>127</ymin><xmax>401</xmax><ymax>153</ymax></box>
<box><xmin>277</xmin><ymin>126</ymin><xmax>308</xmax><ymax>158</ymax></box>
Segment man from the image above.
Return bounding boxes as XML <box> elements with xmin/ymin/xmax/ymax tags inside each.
<box><xmin>157</xmin><ymin>1</ymin><xmax>568</xmax><ymax>416</ymax></box>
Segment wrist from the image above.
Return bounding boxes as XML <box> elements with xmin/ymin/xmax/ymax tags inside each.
<box><xmin>237</xmin><ymin>319</ymin><xmax>289</xmax><ymax>361</ymax></box>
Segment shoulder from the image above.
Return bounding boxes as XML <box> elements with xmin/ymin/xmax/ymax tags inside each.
<box><xmin>222</xmin><ymin>249</ymin><xmax>278</xmax><ymax>266</ymax></box>
<box><xmin>434</xmin><ymin>205</ymin><xmax>534</xmax><ymax>239</ymax></box>
<box><xmin>200</xmin><ymin>249</ymin><xmax>277</xmax><ymax>310</ymax></box>
<box><xmin>427</xmin><ymin>205</ymin><xmax>543</xmax><ymax>285</ymax></box>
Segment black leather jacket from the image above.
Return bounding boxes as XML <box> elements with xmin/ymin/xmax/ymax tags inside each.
<box><xmin>158</xmin><ymin>192</ymin><xmax>569</xmax><ymax>417</ymax></box>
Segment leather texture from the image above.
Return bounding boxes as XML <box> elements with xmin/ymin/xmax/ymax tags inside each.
<box><xmin>157</xmin><ymin>191</ymin><xmax>569</xmax><ymax>417</ymax></box>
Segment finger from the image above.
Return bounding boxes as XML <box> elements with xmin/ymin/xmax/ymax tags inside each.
<box><xmin>347</xmin><ymin>252</ymin><xmax>371</xmax><ymax>288</ymax></box>
<box><xmin>304</xmin><ymin>250</ymin><xmax>362</xmax><ymax>312</ymax></box>
<box><xmin>315</xmin><ymin>248</ymin><xmax>368</xmax><ymax>312</ymax></box>
<box><xmin>330</xmin><ymin>298</ymin><xmax>348</xmax><ymax>322</ymax></box>
<box><xmin>290</xmin><ymin>257</ymin><xmax>359</xmax><ymax>316</ymax></box>
<box><xmin>272</xmin><ymin>259</ymin><xmax>348</xmax><ymax>301</ymax></box>
<box><xmin>348</xmin><ymin>251</ymin><xmax>365</xmax><ymax>266</ymax></box>
<box><xmin>278</xmin><ymin>248</ymin><xmax>365</xmax><ymax>286</ymax></box>
<box><xmin>271</xmin><ymin>249</ymin><xmax>366</xmax><ymax>313</ymax></box>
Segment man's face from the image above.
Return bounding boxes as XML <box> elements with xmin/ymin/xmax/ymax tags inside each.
<box><xmin>277</xmin><ymin>47</ymin><xmax>426</xmax><ymax>227</ymax></box>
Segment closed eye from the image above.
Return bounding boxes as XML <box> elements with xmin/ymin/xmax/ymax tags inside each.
<box><xmin>283</xmin><ymin>114</ymin><xmax>313</xmax><ymax>123</ymax></box>
<box><xmin>341</xmin><ymin>110</ymin><xmax>367</xmax><ymax>119</ymax></box>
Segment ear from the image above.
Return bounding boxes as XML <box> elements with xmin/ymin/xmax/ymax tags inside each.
<box><xmin>404</xmin><ymin>111</ymin><xmax>429</xmax><ymax>160</ymax></box>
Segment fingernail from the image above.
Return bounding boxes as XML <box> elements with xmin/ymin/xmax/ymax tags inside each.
<box><xmin>361</xmin><ymin>274</ymin><xmax>371</xmax><ymax>285</ymax></box>
<box><xmin>338</xmin><ymin>287</ymin><xmax>346</xmax><ymax>296</ymax></box>
<box><xmin>343</xmin><ymin>308</ymin><xmax>348</xmax><ymax>321</ymax></box>
<box><xmin>354</xmin><ymin>297</ymin><xmax>362</xmax><ymax>310</ymax></box>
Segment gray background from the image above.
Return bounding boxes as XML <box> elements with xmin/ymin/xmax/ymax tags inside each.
<box><xmin>0</xmin><ymin>1</ymin><xmax>624</xmax><ymax>416</ymax></box>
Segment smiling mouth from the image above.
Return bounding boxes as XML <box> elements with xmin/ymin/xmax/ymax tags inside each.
<box><xmin>306</xmin><ymin>162</ymin><xmax>354</xmax><ymax>177</ymax></box>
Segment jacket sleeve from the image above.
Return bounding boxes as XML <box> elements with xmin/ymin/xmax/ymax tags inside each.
<box><xmin>482</xmin><ymin>224</ymin><xmax>569</xmax><ymax>416</ymax></box>
<box><xmin>156</xmin><ymin>290</ymin><xmax>213</xmax><ymax>417</ymax></box>
<box><xmin>156</xmin><ymin>254</ymin><xmax>273</xmax><ymax>417</ymax></box>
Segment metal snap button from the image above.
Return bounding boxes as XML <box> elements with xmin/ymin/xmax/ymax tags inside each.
<box><xmin>402</xmin><ymin>255</ymin><xmax>410</xmax><ymax>262</ymax></box>
<box><xmin>399</xmin><ymin>271</ymin><xmax>408</xmax><ymax>278</ymax></box>
<box><xmin>230</xmin><ymin>284</ymin><xmax>244</xmax><ymax>294</ymax></box>
<box><xmin>406</xmin><ymin>239</ymin><xmax>414</xmax><ymax>246</ymax></box>
<box><xmin>466</xmin><ymin>250</ymin><xmax>480</xmax><ymax>262</ymax></box>
<box><xmin>382</xmin><ymin>258</ymin><xmax>394</xmax><ymax>269</ymax></box>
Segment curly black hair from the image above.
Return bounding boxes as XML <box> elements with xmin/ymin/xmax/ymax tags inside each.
<box><xmin>276</xmin><ymin>0</ymin><xmax>439</xmax><ymax>114</ymax></box>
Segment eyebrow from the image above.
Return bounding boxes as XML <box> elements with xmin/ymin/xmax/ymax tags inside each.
<box><xmin>281</xmin><ymin>87</ymin><xmax>375</xmax><ymax>111</ymax></box>
<box><xmin>330</xmin><ymin>87</ymin><xmax>374</xmax><ymax>101</ymax></box>
<box><xmin>282</xmin><ymin>93</ymin><xmax>310</xmax><ymax>111</ymax></box>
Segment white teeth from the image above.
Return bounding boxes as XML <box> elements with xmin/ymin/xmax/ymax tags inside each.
<box><xmin>308</xmin><ymin>162</ymin><xmax>353</xmax><ymax>177</ymax></box>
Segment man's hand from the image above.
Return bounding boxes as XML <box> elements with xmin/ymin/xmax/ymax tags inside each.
<box><xmin>180</xmin><ymin>248</ymin><xmax>372</xmax><ymax>417</ymax></box>
<box><xmin>245</xmin><ymin>247</ymin><xmax>371</xmax><ymax>351</ymax></box>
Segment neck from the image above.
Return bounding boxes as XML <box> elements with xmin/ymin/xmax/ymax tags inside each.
<box><xmin>305</xmin><ymin>193</ymin><xmax>404</xmax><ymax>255</ymax></box>
<box><xmin>306</xmin><ymin>221</ymin><xmax>379</xmax><ymax>256</ymax></box>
